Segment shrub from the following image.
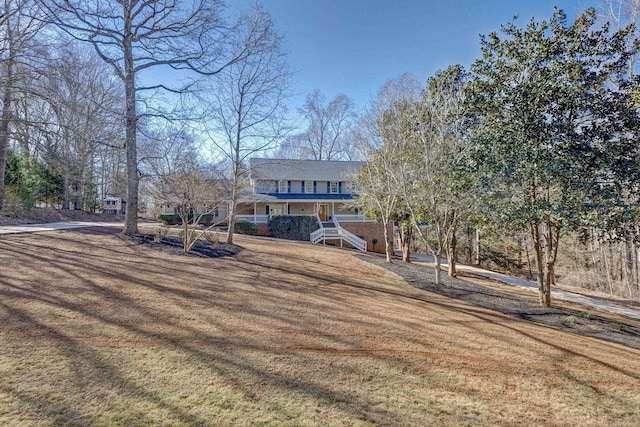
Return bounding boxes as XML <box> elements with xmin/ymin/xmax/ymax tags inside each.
<box><xmin>565</xmin><ymin>315</ymin><xmax>579</xmax><ymax>324</ymax></box>
<box><xmin>199</xmin><ymin>214</ymin><xmax>216</xmax><ymax>226</ymax></box>
<box><xmin>234</xmin><ymin>220</ymin><xmax>258</xmax><ymax>235</ymax></box>
<box><xmin>154</xmin><ymin>226</ymin><xmax>169</xmax><ymax>243</ymax></box>
<box><xmin>157</xmin><ymin>213</ymin><xmax>181</xmax><ymax>226</ymax></box>
<box><xmin>268</xmin><ymin>215</ymin><xmax>319</xmax><ymax>241</ymax></box>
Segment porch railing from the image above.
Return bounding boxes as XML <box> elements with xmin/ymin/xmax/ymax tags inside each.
<box><xmin>333</xmin><ymin>214</ymin><xmax>374</xmax><ymax>223</ymax></box>
<box><xmin>236</xmin><ymin>214</ymin><xmax>269</xmax><ymax>224</ymax></box>
<box><xmin>310</xmin><ymin>225</ymin><xmax>367</xmax><ymax>252</ymax></box>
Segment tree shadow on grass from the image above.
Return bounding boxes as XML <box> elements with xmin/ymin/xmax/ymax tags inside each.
<box><xmin>2</xmin><ymin>228</ymin><xmax>639</xmax><ymax>425</ymax></box>
<box><xmin>357</xmin><ymin>254</ymin><xmax>640</xmax><ymax>349</ymax></box>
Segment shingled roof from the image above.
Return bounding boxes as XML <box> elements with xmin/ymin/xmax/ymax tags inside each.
<box><xmin>250</xmin><ymin>158</ymin><xmax>365</xmax><ymax>181</ymax></box>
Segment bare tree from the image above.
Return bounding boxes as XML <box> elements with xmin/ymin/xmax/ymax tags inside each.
<box><xmin>202</xmin><ymin>2</ymin><xmax>291</xmax><ymax>244</ymax></box>
<box><xmin>280</xmin><ymin>90</ymin><xmax>356</xmax><ymax>160</ymax></box>
<box><xmin>597</xmin><ymin>0</ymin><xmax>640</xmax><ymax>291</ymax></box>
<box><xmin>36</xmin><ymin>0</ymin><xmax>248</xmax><ymax>234</ymax></box>
<box><xmin>354</xmin><ymin>74</ymin><xmax>421</xmax><ymax>262</ymax></box>
<box><xmin>146</xmin><ymin>128</ymin><xmax>226</xmax><ymax>253</ymax></box>
<box><xmin>0</xmin><ymin>0</ymin><xmax>43</xmax><ymax>208</ymax></box>
<box><xmin>599</xmin><ymin>0</ymin><xmax>640</xmax><ymax>76</ymax></box>
<box><xmin>400</xmin><ymin>66</ymin><xmax>470</xmax><ymax>285</ymax></box>
<box><xmin>39</xmin><ymin>42</ymin><xmax>122</xmax><ymax>210</ymax></box>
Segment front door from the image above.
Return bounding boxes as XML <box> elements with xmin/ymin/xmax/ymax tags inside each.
<box><xmin>318</xmin><ymin>204</ymin><xmax>329</xmax><ymax>222</ymax></box>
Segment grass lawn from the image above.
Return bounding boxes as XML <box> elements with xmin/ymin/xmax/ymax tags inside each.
<box><xmin>1</xmin><ymin>226</ymin><xmax>639</xmax><ymax>426</ymax></box>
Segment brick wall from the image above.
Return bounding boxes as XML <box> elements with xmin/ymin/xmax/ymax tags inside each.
<box><xmin>340</xmin><ymin>222</ymin><xmax>392</xmax><ymax>253</ymax></box>
<box><xmin>256</xmin><ymin>223</ymin><xmax>270</xmax><ymax>236</ymax></box>
<box><xmin>253</xmin><ymin>220</ymin><xmax>392</xmax><ymax>254</ymax></box>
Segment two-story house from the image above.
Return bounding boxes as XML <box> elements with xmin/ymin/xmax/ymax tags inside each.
<box><xmin>236</xmin><ymin>158</ymin><xmax>362</xmax><ymax>221</ymax></box>
<box><xmin>158</xmin><ymin>158</ymin><xmax>390</xmax><ymax>252</ymax></box>
<box><xmin>233</xmin><ymin>158</ymin><xmax>388</xmax><ymax>252</ymax></box>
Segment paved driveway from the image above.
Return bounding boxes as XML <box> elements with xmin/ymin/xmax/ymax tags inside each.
<box><xmin>407</xmin><ymin>253</ymin><xmax>640</xmax><ymax>321</ymax></box>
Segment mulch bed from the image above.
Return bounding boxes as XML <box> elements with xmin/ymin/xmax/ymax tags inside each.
<box><xmin>359</xmin><ymin>255</ymin><xmax>640</xmax><ymax>349</ymax></box>
<box><xmin>126</xmin><ymin>234</ymin><xmax>240</xmax><ymax>258</ymax></box>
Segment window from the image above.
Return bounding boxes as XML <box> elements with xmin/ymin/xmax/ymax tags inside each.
<box><xmin>305</xmin><ymin>181</ymin><xmax>313</xmax><ymax>193</ymax></box>
<box><xmin>330</xmin><ymin>181</ymin><xmax>339</xmax><ymax>194</ymax></box>
<box><xmin>278</xmin><ymin>180</ymin><xmax>287</xmax><ymax>193</ymax></box>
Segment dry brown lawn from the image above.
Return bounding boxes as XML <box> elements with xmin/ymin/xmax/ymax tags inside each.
<box><xmin>1</xmin><ymin>226</ymin><xmax>639</xmax><ymax>426</ymax></box>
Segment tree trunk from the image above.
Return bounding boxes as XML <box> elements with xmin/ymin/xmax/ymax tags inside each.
<box><xmin>0</xmin><ymin>81</ymin><xmax>11</xmax><ymax>210</ymax></box>
<box><xmin>434</xmin><ymin>253</ymin><xmax>442</xmax><ymax>285</ymax></box>
<box><xmin>531</xmin><ymin>222</ymin><xmax>550</xmax><ymax>307</ymax></box>
<box><xmin>382</xmin><ymin>220</ymin><xmax>393</xmax><ymax>262</ymax></box>
<box><xmin>398</xmin><ymin>222</ymin><xmax>411</xmax><ymax>262</ymax></box>
<box><xmin>75</xmin><ymin>174</ymin><xmax>83</xmax><ymax>210</ymax></box>
<box><xmin>226</xmin><ymin>197</ymin><xmax>236</xmax><ymax>244</ymax></box>
<box><xmin>447</xmin><ymin>232</ymin><xmax>457</xmax><ymax>277</ymax></box>
<box><xmin>62</xmin><ymin>173</ymin><xmax>70</xmax><ymax>209</ymax></box>
<box><xmin>122</xmin><ymin>20</ymin><xmax>138</xmax><ymax>235</ymax></box>
<box><xmin>624</xmin><ymin>236</ymin><xmax>637</xmax><ymax>294</ymax></box>
<box><xmin>401</xmin><ymin>241</ymin><xmax>411</xmax><ymax>262</ymax></box>
<box><xmin>0</xmin><ymin>17</ymin><xmax>14</xmax><ymax>210</ymax></box>
<box><xmin>183</xmin><ymin>203</ymin><xmax>190</xmax><ymax>253</ymax></box>
<box><xmin>226</xmin><ymin>156</ymin><xmax>241</xmax><ymax>245</ymax></box>
<box><xmin>474</xmin><ymin>227</ymin><xmax>481</xmax><ymax>266</ymax></box>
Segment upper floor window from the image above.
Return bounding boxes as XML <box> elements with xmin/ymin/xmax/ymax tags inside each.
<box><xmin>330</xmin><ymin>181</ymin><xmax>339</xmax><ymax>194</ymax></box>
<box><xmin>305</xmin><ymin>181</ymin><xmax>313</xmax><ymax>193</ymax></box>
<box><xmin>277</xmin><ymin>180</ymin><xmax>291</xmax><ymax>193</ymax></box>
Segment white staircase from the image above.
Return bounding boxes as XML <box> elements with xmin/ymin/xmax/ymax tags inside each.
<box><xmin>310</xmin><ymin>215</ymin><xmax>367</xmax><ymax>252</ymax></box>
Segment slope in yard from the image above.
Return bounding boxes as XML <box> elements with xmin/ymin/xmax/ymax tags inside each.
<box><xmin>0</xmin><ymin>226</ymin><xmax>639</xmax><ymax>426</ymax></box>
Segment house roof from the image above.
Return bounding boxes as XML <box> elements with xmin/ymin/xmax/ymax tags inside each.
<box><xmin>250</xmin><ymin>158</ymin><xmax>365</xmax><ymax>181</ymax></box>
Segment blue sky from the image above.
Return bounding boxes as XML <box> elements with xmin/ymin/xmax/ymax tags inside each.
<box><xmin>232</xmin><ymin>0</ymin><xmax>599</xmax><ymax>111</ymax></box>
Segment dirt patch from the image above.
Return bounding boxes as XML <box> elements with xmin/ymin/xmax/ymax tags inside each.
<box><xmin>360</xmin><ymin>255</ymin><xmax>640</xmax><ymax>349</ymax></box>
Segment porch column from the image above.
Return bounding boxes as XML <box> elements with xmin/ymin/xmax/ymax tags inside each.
<box><xmin>253</xmin><ymin>202</ymin><xmax>256</xmax><ymax>223</ymax></box>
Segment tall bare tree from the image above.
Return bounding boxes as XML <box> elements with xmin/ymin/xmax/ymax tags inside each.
<box><xmin>39</xmin><ymin>43</ymin><xmax>122</xmax><ymax>210</ymax></box>
<box><xmin>0</xmin><ymin>0</ymin><xmax>43</xmax><ymax>208</ymax></box>
<box><xmin>36</xmin><ymin>0</ymin><xmax>249</xmax><ymax>234</ymax></box>
<box><xmin>401</xmin><ymin>66</ymin><xmax>470</xmax><ymax>285</ymax></box>
<box><xmin>600</xmin><ymin>0</ymin><xmax>640</xmax><ymax>76</ymax></box>
<box><xmin>202</xmin><ymin>2</ymin><xmax>291</xmax><ymax>244</ymax></box>
<box><xmin>279</xmin><ymin>90</ymin><xmax>356</xmax><ymax>160</ymax></box>
<box><xmin>354</xmin><ymin>74</ymin><xmax>421</xmax><ymax>262</ymax></box>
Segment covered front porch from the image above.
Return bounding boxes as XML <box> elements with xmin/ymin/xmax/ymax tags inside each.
<box><xmin>235</xmin><ymin>197</ymin><xmax>371</xmax><ymax>225</ymax></box>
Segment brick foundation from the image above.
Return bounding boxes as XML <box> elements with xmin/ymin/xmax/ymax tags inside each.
<box><xmin>340</xmin><ymin>222</ymin><xmax>392</xmax><ymax>253</ymax></box>
<box><xmin>256</xmin><ymin>223</ymin><xmax>270</xmax><ymax>236</ymax></box>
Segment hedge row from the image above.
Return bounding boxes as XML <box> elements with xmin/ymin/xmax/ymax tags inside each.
<box><xmin>268</xmin><ymin>215</ymin><xmax>319</xmax><ymax>241</ymax></box>
<box><xmin>234</xmin><ymin>220</ymin><xmax>258</xmax><ymax>235</ymax></box>
<box><xmin>156</xmin><ymin>213</ymin><xmax>219</xmax><ymax>226</ymax></box>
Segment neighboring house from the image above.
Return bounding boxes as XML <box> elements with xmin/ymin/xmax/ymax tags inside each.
<box><xmin>102</xmin><ymin>196</ymin><xmax>125</xmax><ymax>215</ymax></box>
<box><xmin>233</xmin><ymin>158</ymin><xmax>388</xmax><ymax>252</ymax></box>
